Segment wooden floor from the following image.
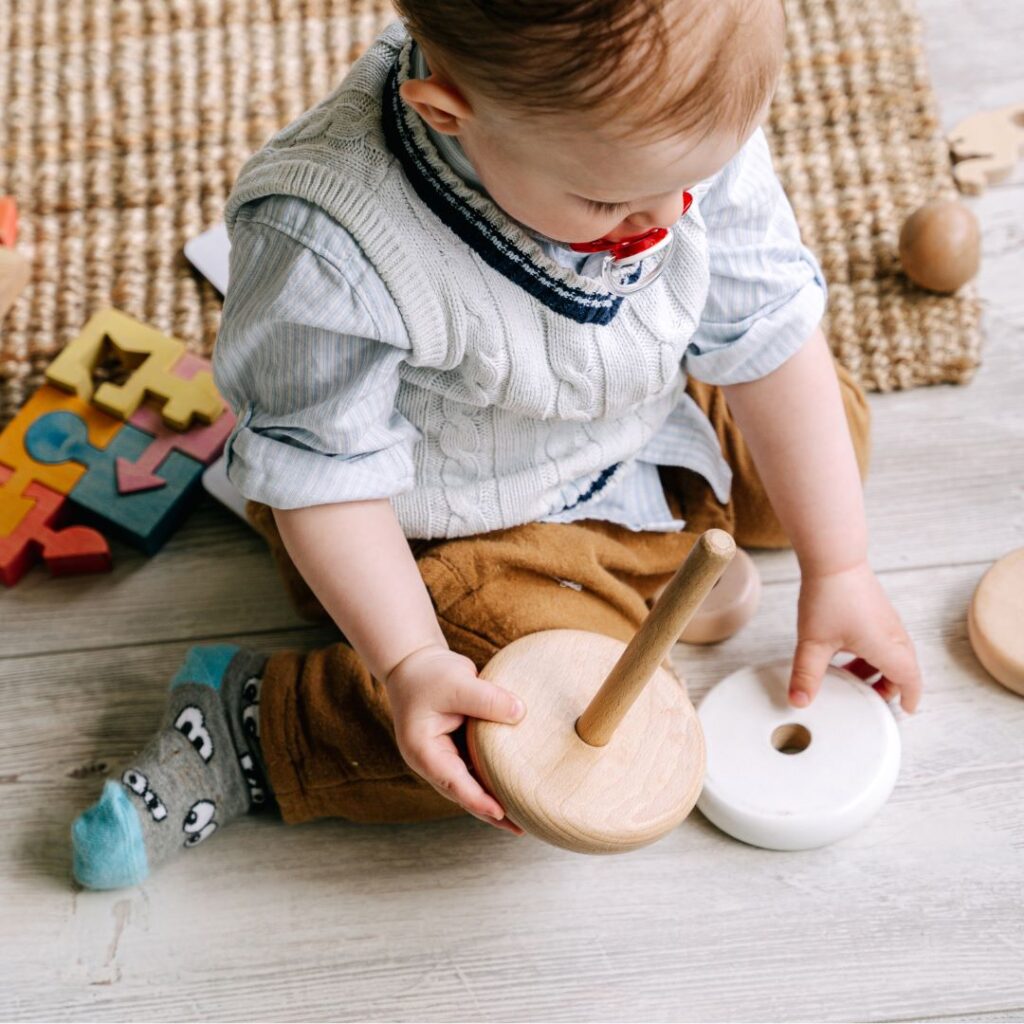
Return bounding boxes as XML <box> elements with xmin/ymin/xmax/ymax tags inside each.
<box><xmin>2</xmin><ymin>3</ymin><xmax>1023</xmax><ymax>1021</ymax></box>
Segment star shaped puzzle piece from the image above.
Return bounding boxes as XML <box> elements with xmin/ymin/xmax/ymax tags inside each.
<box><xmin>45</xmin><ymin>309</ymin><xmax>224</xmax><ymax>430</ymax></box>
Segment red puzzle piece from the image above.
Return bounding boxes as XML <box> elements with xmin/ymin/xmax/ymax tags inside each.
<box><xmin>0</xmin><ymin>467</ymin><xmax>112</xmax><ymax>587</ymax></box>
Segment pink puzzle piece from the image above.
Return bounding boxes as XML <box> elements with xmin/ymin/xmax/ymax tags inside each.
<box><xmin>115</xmin><ymin>352</ymin><xmax>235</xmax><ymax>494</ymax></box>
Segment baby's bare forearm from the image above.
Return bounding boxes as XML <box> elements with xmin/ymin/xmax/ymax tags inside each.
<box><xmin>721</xmin><ymin>327</ymin><xmax>868</xmax><ymax>576</ymax></box>
<box><xmin>272</xmin><ymin>500</ymin><xmax>447</xmax><ymax>682</ymax></box>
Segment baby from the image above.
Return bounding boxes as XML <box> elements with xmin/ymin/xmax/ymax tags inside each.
<box><xmin>70</xmin><ymin>0</ymin><xmax>923</xmax><ymax>888</ymax></box>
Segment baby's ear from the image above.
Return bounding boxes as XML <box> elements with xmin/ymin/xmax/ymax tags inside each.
<box><xmin>399</xmin><ymin>77</ymin><xmax>473</xmax><ymax>135</ymax></box>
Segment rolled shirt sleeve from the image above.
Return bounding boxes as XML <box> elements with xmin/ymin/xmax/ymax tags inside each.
<box><xmin>682</xmin><ymin>128</ymin><xmax>827</xmax><ymax>386</ymax></box>
<box><xmin>213</xmin><ymin>196</ymin><xmax>421</xmax><ymax>509</ymax></box>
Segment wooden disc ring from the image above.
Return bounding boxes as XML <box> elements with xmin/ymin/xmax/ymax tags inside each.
<box><xmin>466</xmin><ymin>529</ymin><xmax>736</xmax><ymax>854</ymax></box>
<box><xmin>968</xmin><ymin>548</ymin><xmax>1024</xmax><ymax>697</ymax></box>
<box><xmin>651</xmin><ymin>546</ymin><xmax>761</xmax><ymax>644</ymax></box>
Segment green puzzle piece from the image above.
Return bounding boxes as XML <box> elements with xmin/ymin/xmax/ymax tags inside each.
<box><xmin>24</xmin><ymin>410</ymin><xmax>204</xmax><ymax>555</ymax></box>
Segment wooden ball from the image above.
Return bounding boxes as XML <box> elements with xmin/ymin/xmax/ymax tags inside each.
<box><xmin>898</xmin><ymin>200</ymin><xmax>980</xmax><ymax>294</ymax></box>
<box><xmin>466</xmin><ymin>629</ymin><xmax>705</xmax><ymax>854</ymax></box>
<box><xmin>968</xmin><ymin>548</ymin><xmax>1024</xmax><ymax>697</ymax></box>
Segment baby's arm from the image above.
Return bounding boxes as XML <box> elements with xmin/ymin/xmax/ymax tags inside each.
<box><xmin>688</xmin><ymin>129</ymin><xmax>922</xmax><ymax>712</ymax></box>
<box><xmin>214</xmin><ymin>196</ymin><xmax>523</xmax><ymax>829</ymax></box>
<box><xmin>272</xmin><ymin>499</ymin><xmax>525</xmax><ymax>833</ymax></box>
<box><xmin>721</xmin><ymin>327</ymin><xmax>922</xmax><ymax>712</ymax></box>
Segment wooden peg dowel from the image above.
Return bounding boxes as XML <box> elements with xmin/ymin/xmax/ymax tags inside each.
<box><xmin>575</xmin><ymin>529</ymin><xmax>736</xmax><ymax>747</ymax></box>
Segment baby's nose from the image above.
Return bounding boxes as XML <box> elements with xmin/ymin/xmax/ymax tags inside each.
<box><xmin>622</xmin><ymin>194</ymin><xmax>684</xmax><ymax>232</ymax></box>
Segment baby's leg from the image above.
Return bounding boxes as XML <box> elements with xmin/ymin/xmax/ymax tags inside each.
<box><xmin>71</xmin><ymin>520</ymin><xmax>696</xmax><ymax>886</ymax></box>
<box><xmin>241</xmin><ymin>518</ymin><xmax>699</xmax><ymax>827</ymax></box>
<box><xmin>663</xmin><ymin>358</ymin><xmax>871</xmax><ymax>548</ymax></box>
<box><xmin>72</xmin><ymin>646</ymin><xmax>271</xmax><ymax>889</ymax></box>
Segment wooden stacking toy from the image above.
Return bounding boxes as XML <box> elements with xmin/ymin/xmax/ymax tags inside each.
<box><xmin>466</xmin><ymin>529</ymin><xmax>735</xmax><ymax>854</ymax></box>
<box><xmin>697</xmin><ymin>659</ymin><xmax>902</xmax><ymax>850</ymax></box>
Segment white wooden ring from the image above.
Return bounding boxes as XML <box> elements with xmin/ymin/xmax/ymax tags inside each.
<box><xmin>696</xmin><ymin>659</ymin><xmax>901</xmax><ymax>850</ymax></box>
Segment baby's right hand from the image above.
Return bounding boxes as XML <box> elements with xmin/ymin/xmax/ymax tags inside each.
<box><xmin>383</xmin><ymin>645</ymin><xmax>527</xmax><ymax>834</ymax></box>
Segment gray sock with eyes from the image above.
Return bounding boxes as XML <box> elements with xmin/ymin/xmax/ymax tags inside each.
<box><xmin>71</xmin><ymin>645</ymin><xmax>272</xmax><ymax>890</ymax></box>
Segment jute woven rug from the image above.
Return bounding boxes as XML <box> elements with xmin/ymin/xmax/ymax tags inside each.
<box><xmin>0</xmin><ymin>0</ymin><xmax>981</xmax><ymax>426</ymax></box>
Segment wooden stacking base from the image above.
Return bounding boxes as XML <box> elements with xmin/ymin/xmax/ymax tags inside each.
<box><xmin>467</xmin><ymin>630</ymin><xmax>706</xmax><ymax>854</ymax></box>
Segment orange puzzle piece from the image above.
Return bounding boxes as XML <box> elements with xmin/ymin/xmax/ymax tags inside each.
<box><xmin>0</xmin><ymin>385</ymin><xmax>123</xmax><ymax>535</ymax></box>
<box><xmin>45</xmin><ymin>308</ymin><xmax>224</xmax><ymax>430</ymax></box>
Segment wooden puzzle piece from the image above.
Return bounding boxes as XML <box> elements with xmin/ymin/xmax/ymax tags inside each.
<box><xmin>24</xmin><ymin>411</ymin><xmax>205</xmax><ymax>555</ymax></box>
<box><xmin>0</xmin><ymin>385</ymin><xmax>123</xmax><ymax>535</ymax></box>
<box><xmin>948</xmin><ymin>105</ymin><xmax>1024</xmax><ymax>195</ymax></box>
<box><xmin>0</xmin><ymin>248</ymin><xmax>30</xmax><ymax>321</ymax></box>
<box><xmin>45</xmin><ymin>309</ymin><xmax>224</xmax><ymax>430</ymax></box>
<box><xmin>117</xmin><ymin>352</ymin><xmax>235</xmax><ymax>492</ymax></box>
<box><xmin>118</xmin><ymin>400</ymin><xmax>235</xmax><ymax>493</ymax></box>
<box><xmin>0</xmin><ymin>467</ymin><xmax>111</xmax><ymax>587</ymax></box>
<box><xmin>0</xmin><ymin>196</ymin><xmax>17</xmax><ymax>248</ymax></box>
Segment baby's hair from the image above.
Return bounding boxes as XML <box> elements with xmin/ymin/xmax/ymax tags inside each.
<box><xmin>392</xmin><ymin>0</ymin><xmax>786</xmax><ymax>142</ymax></box>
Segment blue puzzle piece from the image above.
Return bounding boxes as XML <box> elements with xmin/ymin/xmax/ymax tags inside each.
<box><xmin>24</xmin><ymin>411</ymin><xmax>204</xmax><ymax>555</ymax></box>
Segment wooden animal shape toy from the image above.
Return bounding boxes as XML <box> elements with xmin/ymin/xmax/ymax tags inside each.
<box><xmin>466</xmin><ymin>529</ymin><xmax>735</xmax><ymax>854</ymax></box>
<box><xmin>948</xmin><ymin>105</ymin><xmax>1024</xmax><ymax>195</ymax></box>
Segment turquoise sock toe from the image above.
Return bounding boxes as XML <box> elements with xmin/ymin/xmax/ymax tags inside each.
<box><xmin>72</xmin><ymin>780</ymin><xmax>149</xmax><ymax>890</ymax></box>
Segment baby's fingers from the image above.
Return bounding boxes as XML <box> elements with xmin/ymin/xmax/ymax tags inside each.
<box><xmin>450</xmin><ymin>676</ymin><xmax>526</xmax><ymax>726</ymax></box>
<box><xmin>419</xmin><ymin>736</ymin><xmax>509</xmax><ymax>822</ymax></box>
<box><xmin>854</xmin><ymin>630</ymin><xmax>923</xmax><ymax>713</ymax></box>
<box><xmin>788</xmin><ymin>639</ymin><xmax>836</xmax><ymax>708</ymax></box>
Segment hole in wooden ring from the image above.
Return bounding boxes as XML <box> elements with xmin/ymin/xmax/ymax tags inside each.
<box><xmin>771</xmin><ymin>723</ymin><xmax>812</xmax><ymax>755</ymax></box>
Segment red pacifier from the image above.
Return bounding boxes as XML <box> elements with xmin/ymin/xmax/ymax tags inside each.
<box><xmin>570</xmin><ymin>191</ymin><xmax>693</xmax><ymax>297</ymax></box>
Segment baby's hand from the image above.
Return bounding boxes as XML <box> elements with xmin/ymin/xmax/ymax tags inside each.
<box><xmin>384</xmin><ymin>645</ymin><xmax>527</xmax><ymax>834</ymax></box>
<box><xmin>788</xmin><ymin>560</ymin><xmax>923</xmax><ymax>713</ymax></box>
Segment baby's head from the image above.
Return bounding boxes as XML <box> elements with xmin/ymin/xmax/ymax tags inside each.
<box><xmin>395</xmin><ymin>0</ymin><xmax>786</xmax><ymax>245</ymax></box>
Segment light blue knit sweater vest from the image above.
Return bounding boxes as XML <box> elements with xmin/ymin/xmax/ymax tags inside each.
<box><xmin>224</xmin><ymin>23</ymin><xmax>711</xmax><ymax>538</ymax></box>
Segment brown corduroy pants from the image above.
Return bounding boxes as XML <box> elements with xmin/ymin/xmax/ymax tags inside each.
<box><xmin>251</xmin><ymin>364</ymin><xmax>871</xmax><ymax>826</ymax></box>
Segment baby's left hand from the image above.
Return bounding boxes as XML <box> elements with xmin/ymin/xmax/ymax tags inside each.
<box><xmin>789</xmin><ymin>560</ymin><xmax>922</xmax><ymax>713</ymax></box>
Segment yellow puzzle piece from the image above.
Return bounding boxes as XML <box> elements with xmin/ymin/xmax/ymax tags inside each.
<box><xmin>45</xmin><ymin>309</ymin><xmax>224</xmax><ymax>430</ymax></box>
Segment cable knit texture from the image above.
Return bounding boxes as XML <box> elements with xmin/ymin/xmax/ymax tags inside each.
<box><xmin>224</xmin><ymin>23</ymin><xmax>711</xmax><ymax>539</ymax></box>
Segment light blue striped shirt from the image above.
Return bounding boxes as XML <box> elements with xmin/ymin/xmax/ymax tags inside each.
<box><xmin>215</xmin><ymin>93</ymin><xmax>826</xmax><ymax>534</ymax></box>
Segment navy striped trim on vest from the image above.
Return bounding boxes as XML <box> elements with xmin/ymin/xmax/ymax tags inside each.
<box><xmin>381</xmin><ymin>59</ymin><xmax>635</xmax><ymax>326</ymax></box>
<box><xmin>559</xmin><ymin>462</ymin><xmax>624</xmax><ymax>512</ymax></box>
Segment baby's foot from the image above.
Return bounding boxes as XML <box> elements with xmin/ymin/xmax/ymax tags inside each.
<box><xmin>72</xmin><ymin>645</ymin><xmax>270</xmax><ymax>890</ymax></box>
